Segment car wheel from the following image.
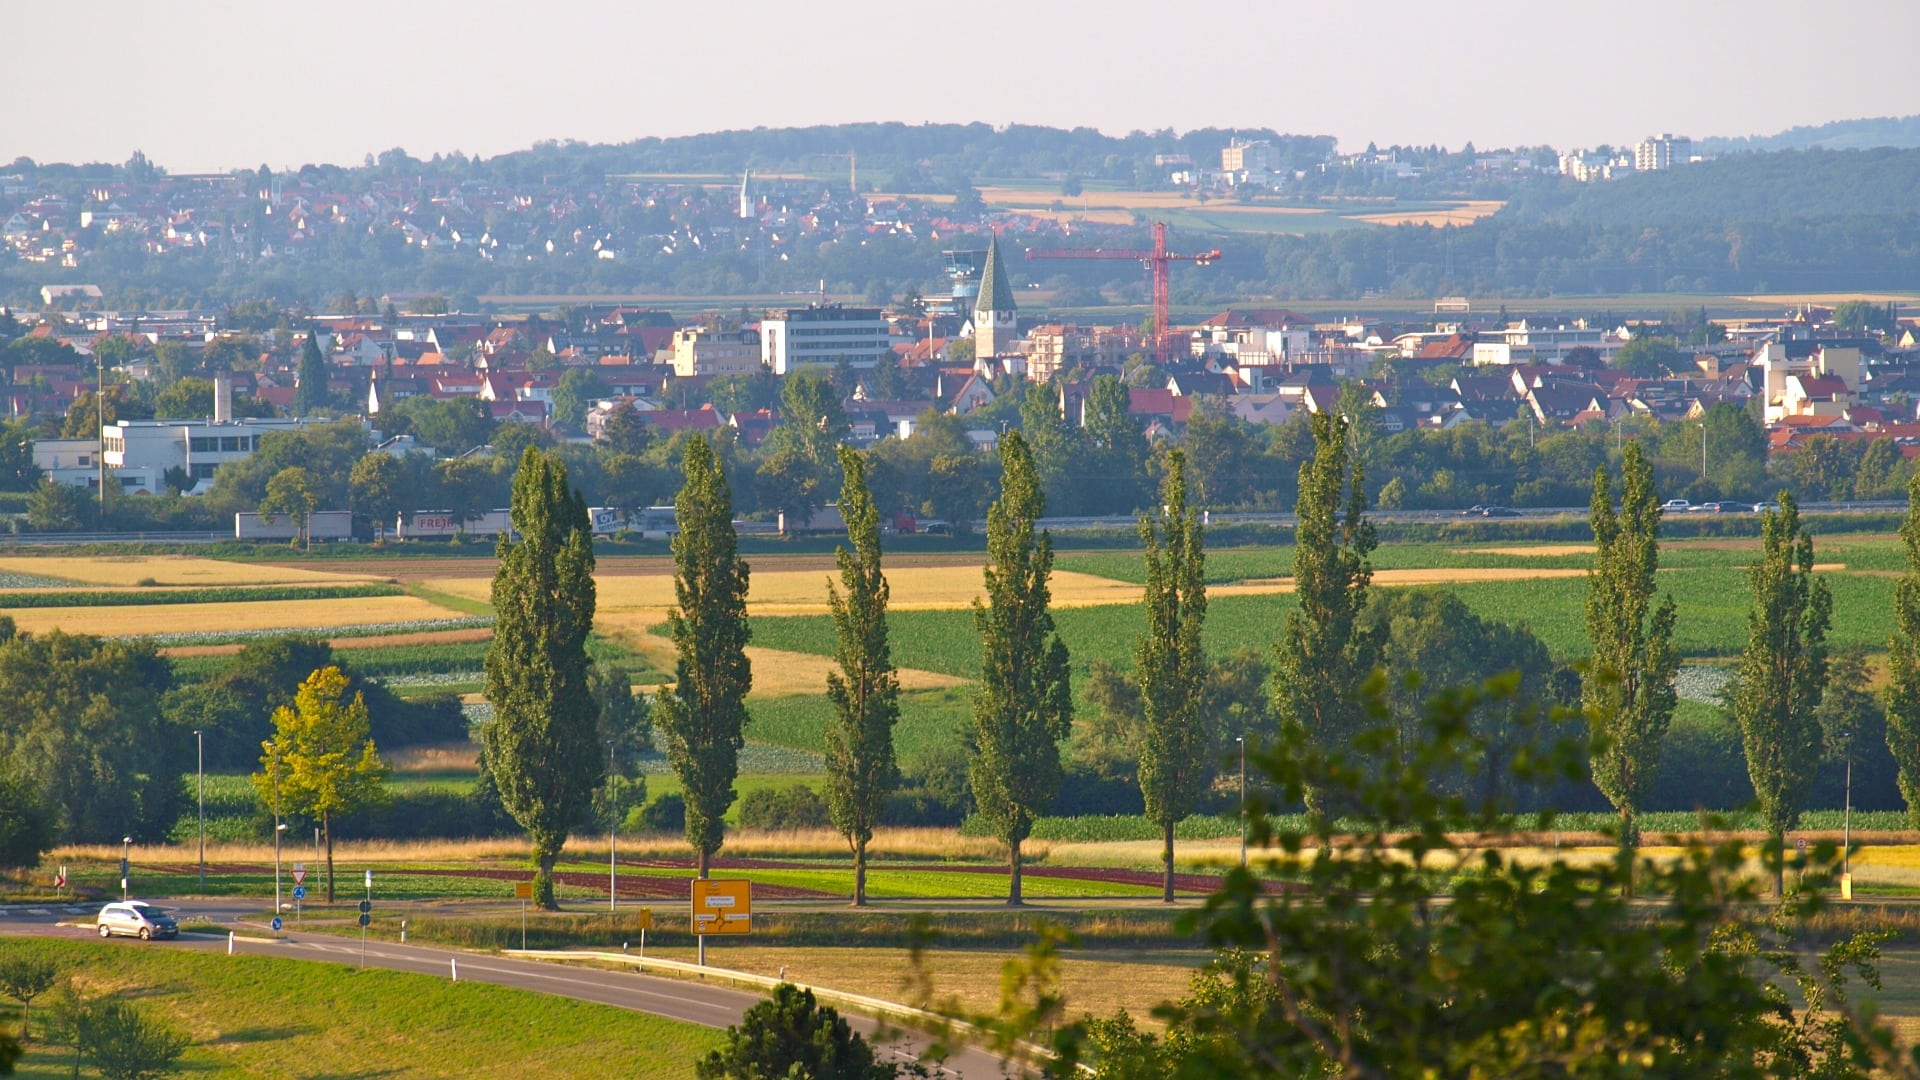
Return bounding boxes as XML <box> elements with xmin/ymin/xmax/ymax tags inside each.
<box><xmin>98</xmin><ymin>923</ymin><xmax>112</xmax><ymax>938</ymax></box>
<box><xmin>138</xmin><ymin>926</ymin><xmax>151</xmax><ymax>940</ymax></box>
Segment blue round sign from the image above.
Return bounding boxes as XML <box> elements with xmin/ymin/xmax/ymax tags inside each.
<box><xmin>293</xmin><ymin>886</ymin><xmax>306</xmax><ymax>900</ymax></box>
<box><xmin>271</xmin><ymin>916</ymin><xmax>283</xmax><ymax>931</ymax></box>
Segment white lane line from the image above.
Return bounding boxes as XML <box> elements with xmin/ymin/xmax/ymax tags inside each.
<box><xmin>452</xmin><ymin>961</ymin><xmax>742</xmax><ymax>1016</ymax></box>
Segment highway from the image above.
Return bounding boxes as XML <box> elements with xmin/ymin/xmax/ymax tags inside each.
<box><xmin>0</xmin><ymin>900</ymin><xmax>1012</xmax><ymax>1079</ymax></box>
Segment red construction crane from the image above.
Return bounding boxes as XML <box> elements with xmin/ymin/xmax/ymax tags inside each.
<box><xmin>1025</xmin><ymin>221</ymin><xmax>1222</xmax><ymax>363</ymax></box>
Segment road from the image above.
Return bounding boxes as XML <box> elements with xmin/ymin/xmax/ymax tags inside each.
<box><xmin>0</xmin><ymin>900</ymin><xmax>1015</xmax><ymax>1079</ymax></box>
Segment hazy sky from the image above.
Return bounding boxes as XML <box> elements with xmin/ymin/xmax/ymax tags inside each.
<box><xmin>7</xmin><ymin>0</ymin><xmax>1919</xmax><ymax>172</ymax></box>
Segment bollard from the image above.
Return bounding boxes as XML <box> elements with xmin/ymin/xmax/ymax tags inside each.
<box><xmin>450</xmin><ymin>958</ymin><xmax>457</xmax><ymax>982</ymax></box>
<box><xmin>227</xmin><ymin>931</ymin><xmax>234</xmax><ymax>956</ymax></box>
<box><xmin>400</xmin><ymin>919</ymin><xmax>407</xmax><ymax>944</ymax></box>
<box><xmin>622</xmin><ymin>941</ymin><xmax>629</xmax><ymax>953</ymax></box>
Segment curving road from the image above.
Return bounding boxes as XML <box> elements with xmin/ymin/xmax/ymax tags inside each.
<box><xmin>0</xmin><ymin>900</ymin><xmax>1014</xmax><ymax>1079</ymax></box>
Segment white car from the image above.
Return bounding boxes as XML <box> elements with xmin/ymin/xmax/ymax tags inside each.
<box><xmin>96</xmin><ymin>901</ymin><xmax>178</xmax><ymax>940</ymax></box>
<box><xmin>1661</xmin><ymin>499</ymin><xmax>1691</xmax><ymax>512</ymax></box>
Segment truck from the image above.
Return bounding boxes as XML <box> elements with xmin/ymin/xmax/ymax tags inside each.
<box><xmin>632</xmin><ymin>505</ymin><xmax>678</xmax><ymax>539</ymax></box>
<box><xmin>587</xmin><ymin>506</ymin><xmax>628</xmax><ymax>535</ymax></box>
<box><xmin>235</xmin><ymin>510</ymin><xmax>355</xmax><ymax>542</ymax></box>
<box><xmin>777</xmin><ymin>504</ymin><xmax>847</xmax><ymax>536</ymax></box>
<box><xmin>395</xmin><ymin>509</ymin><xmax>516</xmax><ymax>540</ymax></box>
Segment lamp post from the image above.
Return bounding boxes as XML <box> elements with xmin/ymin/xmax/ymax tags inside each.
<box><xmin>1236</xmin><ymin>736</ymin><xmax>1247</xmax><ymax>869</ymax></box>
<box><xmin>270</xmin><ymin>740</ymin><xmax>284</xmax><ymax>915</ymax></box>
<box><xmin>1698</xmin><ymin>421</ymin><xmax>1708</xmax><ymax>480</ymax></box>
<box><xmin>609</xmin><ymin>740</ymin><xmax>618</xmax><ymax>912</ymax></box>
<box><xmin>121</xmin><ymin>836</ymin><xmax>132</xmax><ymax>900</ymax></box>
<box><xmin>194</xmin><ymin>729</ymin><xmax>205</xmax><ymax>892</ymax></box>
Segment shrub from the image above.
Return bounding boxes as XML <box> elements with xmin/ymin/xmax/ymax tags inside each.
<box><xmin>695</xmin><ymin>983</ymin><xmax>903</xmax><ymax>1079</ymax></box>
<box><xmin>637</xmin><ymin>793</ymin><xmax>685</xmax><ymax>835</ymax></box>
<box><xmin>738</xmin><ymin>784</ymin><xmax>829</xmax><ymax>831</ymax></box>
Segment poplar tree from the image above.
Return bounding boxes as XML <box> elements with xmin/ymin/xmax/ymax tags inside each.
<box><xmin>1886</xmin><ymin>471</ymin><xmax>1920</xmax><ymax>823</ymax></box>
<box><xmin>1272</xmin><ymin>412</ymin><xmax>1379</xmax><ymax>815</ymax></box>
<box><xmin>1135</xmin><ymin>449</ymin><xmax>1209</xmax><ymax>903</ymax></box>
<box><xmin>1731</xmin><ymin>493</ymin><xmax>1832</xmax><ymax>895</ymax></box>
<box><xmin>483</xmin><ymin>447</ymin><xmax>601</xmax><ymax>908</ymax></box>
<box><xmin>294</xmin><ymin>330</ymin><xmax>329</xmax><ymax>416</ymax></box>
<box><xmin>1583</xmin><ymin>442</ymin><xmax>1679</xmax><ymax>851</ymax></box>
<box><xmin>824</xmin><ymin>446</ymin><xmax>900</xmax><ymax>906</ymax></box>
<box><xmin>656</xmin><ymin>435</ymin><xmax>753</xmax><ymax>878</ymax></box>
<box><xmin>970</xmin><ymin>431</ymin><xmax>1072</xmax><ymax>906</ymax></box>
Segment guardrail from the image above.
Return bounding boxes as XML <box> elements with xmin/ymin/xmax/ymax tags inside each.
<box><xmin>0</xmin><ymin>530</ymin><xmax>228</xmax><ymax>545</ymax></box>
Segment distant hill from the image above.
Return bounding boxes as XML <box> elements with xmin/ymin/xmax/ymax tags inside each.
<box><xmin>1699</xmin><ymin>115</ymin><xmax>1920</xmax><ymax>154</ymax></box>
<box><xmin>1502</xmin><ymin>146</ymin><xmax>1920</xmax><ymax>225</ymax></box>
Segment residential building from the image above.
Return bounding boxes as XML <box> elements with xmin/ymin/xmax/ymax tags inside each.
<box><xmin>1634</xmin><ymin>134</ymin><xmax>1692</xmax><ymax>171</ymax></box>
<box><xmin>31</xmin><ymin>438</ymin><xmax>99</xmax><ymax>489</ymax></box>
<box><xmin>99</xmin><ymin>416</ymin><xmax>338</xmax><ymax>494</ymax></box>
<box><xmin>759</xmin><ymin>303</ymin><xmax>890</xmax><ymax>374</ymax></box>
<box><xmin>668</xmin><ymin>326</ymin><xmax>764</xmax><ymax>378</ymax></box>
<box><xmin>1753</xmin><ymin>341</ymin><xmax>1862</xmax><ymax>424</ymax></box>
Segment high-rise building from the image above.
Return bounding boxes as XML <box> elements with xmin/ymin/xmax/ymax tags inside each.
<box><xmin>1634</xmin><ymin>134</ymin><xmax>1692</xmax><ymax>171</ymax></box>
<box><xmin>759</xmin><ymin>303</ymin><xmax>891</xmax><ymax>374</ymax></box>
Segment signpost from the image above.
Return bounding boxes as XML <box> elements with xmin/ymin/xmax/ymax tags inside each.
<box><xmin>271</xmin><ymin>916</ymin><xmax>282</xmax><ymax>932</ymax></box>
<box><xmin>514</xmin><ymin>880</ymin><xmax>533</xmax><ymax>951</ymax></box>
<box><xmin>292</xmin><ymin>884</ymin><xmax>306</xmax><ymax>924</ymax></box>
<box><xmin>635</xmin><ymin>907</ymin><xmax>653</xmax><ymax>956</ymax></box>
<box><xmin>360</xmin><ymin>871</ymin><xmax>373</xmax><ymax>969</ymax></box>
<box><xmin>293</xmin><ymin>863</ymin><xmax>307</xmax><ymax>886</ymax></box>
<box><xmin>691</xmin><ymin>879</ymin><xmax>752</xmax><ymax>967</ymax></box>
<box><xmin>53</xmin><ymin>867</ymin><xmax>66</xmax><ymax>894</ymax></box>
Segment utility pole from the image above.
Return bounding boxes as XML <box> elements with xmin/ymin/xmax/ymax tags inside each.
<box><xmin>271</xmin><ymin>740</ymin><xmax>283</xmax><ymax>916</ymax></box>
<box><xmin>1236</xmin><ymin>736</ymin><xmax>1247</xmax><ymax>869</ymax></box>
<box><xmin>194</xmin><ymin>729</ymin><xmax>205</xmax><ymax>892</ymax></box>
<box><xmin>609</xmin><ymin>740</ymin><xmax>618</xmax><ymax>912</ymax></box>
<box><xmin>1699</xmin><ymin>421</ymin><xmax>1708</xmax><ymax>480</ymax></box>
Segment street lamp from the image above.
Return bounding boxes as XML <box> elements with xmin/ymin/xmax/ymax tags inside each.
<box><xmin>270</xmin><ymin>740</ymin><xmax>284</xmax><ymax>915</ymax></box>
<box><xmin>1236</xmin><ymin>736</ymin><xmax>1247</xmax><ymax>869</ymax></box>
<box><xmin>194</xmin><ymin>729</ymin><xmax>205</xmax><ymax>892</ymax></box>
<box><xmin>121</xmin><ymin>836</ymin><xmax>132</xmax><ymax>900</ymax></box>
<box><xmin>609</xmin><ymin>740</ymin><xmax>618</xmax><ymax>912</ymax></box>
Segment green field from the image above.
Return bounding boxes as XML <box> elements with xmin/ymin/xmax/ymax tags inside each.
<box><xmin>0</xmin><ymin>938</ymin><xmax>722</xmax><ymax>1078</ymax></box>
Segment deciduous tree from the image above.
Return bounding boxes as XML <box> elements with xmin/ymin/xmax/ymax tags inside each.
<box><xmin>969</xmin><ymin>432</ymin><xmax>1072</xmax><ymax>906</ymax></box>
<box><xmin>824</xmin><ymin>447</ymin><xmax>900</xmax><ymax>906</ymax></box>
<box><xmin>656</xmin><ymin>435</ymin><xmax>753</xmax><ymax>877</ymax></box>
<box><xmin>1272</xmin><ymin>413</ymin><xmax>1380</xmax><ymax>815</ymax></box>
<box><xmin>1731</xmin><ymin>493</ymin><xmax>1832</xmax><ymax>895</ymax></box>
<box><xmin>1135</xmin><ymin>450</ymin><xmax>1209</xmax><ymax>903</ymax></box>
<box><xmin>482</xmin><ymin>447</ymin><xmax>601</xmax><ymax>908</ymax></box>
<box><xmin>348</xmin><ymin>452</ymin><xmax>406</xmax><ymax>541</ymax></box>
<box><xmin>258</xmin><ymin>466</ymin><xmax>319</xmax><ymax>548</ymax></box>
<box><xmin>252</xmin><ymin>666</ymin><xmax>389</xmax><ymax>903</ymax></box>
<box><xmin>1583</xmin><ymin>441</ymin><xmax>1679</xmax><ymax>850</ymax></box>
<box><xmin>0</xmin><ymin>954</ymin><xmax>57</xmax><ymax>1043</ymax></box>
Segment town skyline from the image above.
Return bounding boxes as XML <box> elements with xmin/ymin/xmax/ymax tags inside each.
<box><xmin>8</xmin><ymin>0</ymin><xmax>1920</xmax><ymax>172</ymax></box>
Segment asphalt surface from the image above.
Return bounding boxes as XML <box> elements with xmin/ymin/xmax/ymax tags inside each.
<box><xmin>0</xmin><ymin>899</ymin><xmax>1015</xmax><ymax>1079</ymax></box>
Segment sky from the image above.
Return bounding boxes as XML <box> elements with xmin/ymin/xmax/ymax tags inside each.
<box><xmin>6</xmin><ymin>0</ymin><xmax>1920</xmax><ymax>172</ymax></box>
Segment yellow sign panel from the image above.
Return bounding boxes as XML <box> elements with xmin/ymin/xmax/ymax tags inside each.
<box><xmin>634</xmin><ymin>908</ymin><xmax>654</xmax><ymax>931</ymax></box>
<box><xmin>691</xmin><ymin>879</ymin><xmax>752</xmax><ymax>936</ymax></box>
<box><xmin>514</xmin><ymin>881</ymin><xmax>533</xmax><ymax>900</ymax></box>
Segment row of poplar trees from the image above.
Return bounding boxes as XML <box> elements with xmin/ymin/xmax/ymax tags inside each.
<box><xmin>480</xmin><ymin>431</ymin><xmax>1199</xmax><ymax>908</ymax></box>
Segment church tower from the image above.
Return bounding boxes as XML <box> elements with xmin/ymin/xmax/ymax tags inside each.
<box><xmin>972</xmin><ymin>235</ymin><xmax>1018</xmax><ymax>361</ymax></box>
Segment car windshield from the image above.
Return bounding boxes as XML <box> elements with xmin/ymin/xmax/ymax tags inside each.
<box><xmin>128</xmin><ymin>903</ymin><xmax>164</xmax><ymax>918</ymax></box>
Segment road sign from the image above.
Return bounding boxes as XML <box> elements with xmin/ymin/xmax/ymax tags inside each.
<box><xmin>53</xmin><ymin>867</ymin><xmax>66</xmax><ymax>889</ymax></box>
<box><xmin>364</xmin><ymin>869</ymin><xmax>373</xmax><ymax>889</ymax></box>
<box><xmin>635</xmin><ymin>908</ymin><xmax>654</xmax><ymax>931</ymax></box>
<box><xmin>359</xmin><ymin>900</ymin><xmax>372</xmax><ymax>914</ymax></box>
<box><xmin>514</xmin><ymin>881</ymin><xmax>533</xmax><ymax>900</ymax></box>
<box><xmin>358</xmin><ymin>913</ymin><xmax>370</xmax><ymax>927</ymax></box>
<box><xmin>1797</xmin><ymin>838</ymin><xmax>1809</xmax><ymax>854</ymax></box>
<box><xmin>691</xmin><ymin>879</ymin><xmax>752</xmax><ymax>936</ymax></box>
<box><xmin>293</xmin><ymin>886</ymin><xmax>306</xmax><ymax>901</ymax></box>
<box><xmin>292</xmin><ymin>864</ymin><xmax>307</xmax><ymax>885</ymax></box>
<box><xmin>271</xmin><ymin>916</ymin><xmax>283</xmax><ymax>931</ymax></box>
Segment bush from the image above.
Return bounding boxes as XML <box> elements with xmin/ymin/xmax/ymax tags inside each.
<box><xmin>696</xmin><ymin>983</ymin><xmax>903</xmax><ymax>1079</ymax></box>
<box><xmin>636</xmin><ymin>793</ymin><xmax>685</xmax><ymax>835</ymax></box>
<box><xmin>1049</xmin><ymin>761</ymin><xmax>1144</xmax><ymax>816</ymax></box>
<box><xmin>738</xmin><ymin>784</ymin><xmax>829</xmax><ymax>831</ymax></box>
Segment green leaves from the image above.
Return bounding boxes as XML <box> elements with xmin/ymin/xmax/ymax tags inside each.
<box><xmin>1135</xmin><ymin>450</ymin><xmax>1210</xmax><ymax>901</ymax></box>
<box><xmin>483</xmin><ymin>447</ymin><xmax>600</xmax><ymax>906</ymax></box>
<box><xmin>655</xmin><ymin>434</ymin><xmax>753</xmax><ymax>873</ymax></box>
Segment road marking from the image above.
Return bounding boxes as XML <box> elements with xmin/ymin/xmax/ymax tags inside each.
<box><xmin>446</xmin><ymin>961</ymin><xmax>741</xmax><ymax>1015</ymax></box>
<box><xmin>25</xmin><ymin>909</ymin><xmax>48</xmax><ymax>916</ymax></box>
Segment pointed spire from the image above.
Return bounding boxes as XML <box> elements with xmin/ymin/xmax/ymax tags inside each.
<box><xmin>975</xmin><ymin>236</ymin><xmax>1016</xmax><ymax>318</ymax></box>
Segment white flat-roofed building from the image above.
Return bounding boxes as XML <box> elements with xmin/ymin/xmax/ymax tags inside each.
<box><xmin>31</xmin><ymin>438</ymin><xmax>99</xmax><ymax>489</ymax></box>
<box><xmin>760</xmin><ymin>303</ymin><xmax>891</xmax><ymax>375</ymax></box>
<box><xmin>100</xmin><ymin>416</ymin><xmax>339</xmax><ymax>494</ymax></box>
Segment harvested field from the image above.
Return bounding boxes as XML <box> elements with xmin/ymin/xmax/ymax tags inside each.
<box><xmin>5</xmin><ymin>594</ymin><xmax>465</xmax><ymax>637</ymax></box>
<box><xmin>585</xmin><ymin>622</ymin><xmax>964</xmax><ymax>697</ymax></box>
<box><xmin>389</xmin><ymin>741</ymin><xmax>482</xmax><ymax>774</ymax></box>
<box><xmin>1348</xmin><ymin>200</ymin><xmax>1504</xmax><ymax>226</ymax></box>
<box><xmin>0</xmin><ymin>554</ymin><xmax>376</xmax><ymax>587</ymax></box>
<box><xmin>1212</xmin><ymin>566</ymin><xmax>1590</xmax><ymax>596</ymax></box>
<box><xmin>1452</xmin><ymin>544</ymin><xmax>1594</xmax><ymax>557</ymax></box>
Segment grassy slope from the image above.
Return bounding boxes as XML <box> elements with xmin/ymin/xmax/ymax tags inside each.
<box><xmin>0</xmin><ymin>938</ymin><xmax>721</xmax><ymax>1079</ymax></box>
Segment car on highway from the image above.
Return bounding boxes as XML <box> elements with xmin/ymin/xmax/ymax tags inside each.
<box><xmin>1661</xmin><ymin>499</ymin><xmax>1692</xmax><ymax>512</ymax></box>
<box><xmin>1478</xmin><ymin>505</ymin><xmax>1523</xmax><ymax>518</ymax></box>
<box><xmin>96</xmin><ymin>901</ymin><xmax>178</xmax><ymax>940</ymax></box>
<box><xmin>1751</xmin><ymin>501</ymin><xmax>1781</xmax><ymax>514</ymax></box>
<box><xmin>1459</xmin><ymin>505</ymin><xmax>1488</xmax><ymax>516</ymax></box>
<box><xmin>1691</xmin><ymin>501</ymin><xmax>1738</xmax><ymax>513</ymax></box>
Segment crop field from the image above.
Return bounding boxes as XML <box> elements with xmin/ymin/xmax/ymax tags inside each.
<box><xmin>1</xmin><ymin>593</ymin><xmax>471</xmax><ymax>639</ymax></box>
<box><xmin>0</xmin><ymin>939</ymin><xmax>722</xmax><ymax>1079</ymax></box>
<box><xmin>973</xmin><ymin>185</ymin><xmax>1505</xmax><ymax>236</ymax></box>
<box><xmin>0</xmin><ymin>553</ymin><xmax>380</xmax><ymax>587</ymax></box>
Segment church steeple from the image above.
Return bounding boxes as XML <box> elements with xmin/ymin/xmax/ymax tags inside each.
<box><xmin>972</xmin><ymin>235</ymin><xmax>1018</xmax><ymax>360</ymax></box>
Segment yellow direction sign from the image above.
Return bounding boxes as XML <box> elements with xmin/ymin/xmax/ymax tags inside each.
<box><xmin>691</xmin><ymin>879</ymin><xmax>752</xmax><ymax>936</ymax></box>
<box><xmin>514</xmin><ymin>881</ymin><xmax>533</xmax><ymax>900</ymax></box>
<box><xmin>634</xmin><ymin>908</ymin><xmax>654</xmax><ymax>931</ymax></box>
